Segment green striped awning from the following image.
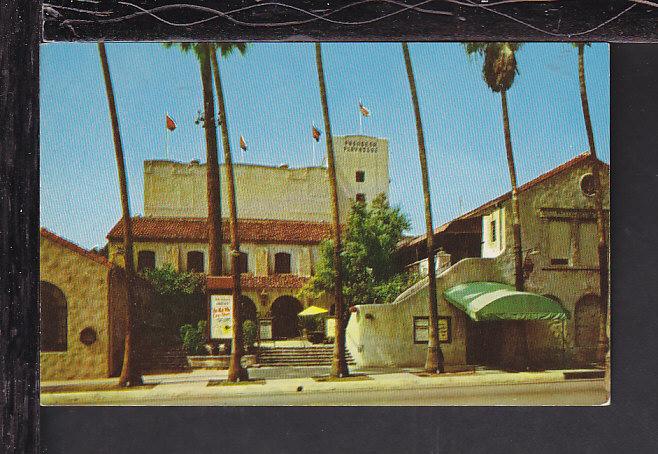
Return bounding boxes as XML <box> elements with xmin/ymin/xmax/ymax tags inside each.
<box><xmin>443</xmin><ymin>282</ymin><xmax>569</xmax><ymax>322</ymax></box>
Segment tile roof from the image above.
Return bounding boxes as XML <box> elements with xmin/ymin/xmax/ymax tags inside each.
<box><xmin>40</xmin><ymin>228</ymin><xmax>113</xmax><ymax>268</ymax></box>
<box><xmin>404</xmin><ymin>153</ymin><xmax>609</xmax><ymax>248</ymax></box>
<box><xmin>207</xmin><ymin>274</ymin><xmax>310</xmax><ymax>291</ymax></box>
<box><xmin>107</xmin><ymin>217</ymin><xmax>334</xmax><ymax>245</ymax></box>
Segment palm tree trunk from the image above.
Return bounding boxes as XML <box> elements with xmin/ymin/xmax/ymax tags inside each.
<box><xmin>402</xmin><ymin>42</ymin><xmax>445</xmax><ymax>374</ymax></box>
<box><xmin>577</xmin><ymin>44</ymin><xmax>609</xmax><ymax>364</ymax></box>
<box><xmin>98</xmin><ymin>42</ymin><xmax>143</xmax><ymax>387</ymax></box>
<box><xmin>206</xmin><ymin>44</ymin><xmax>247</xmax><ymax>382</ymax></box>
<box><xmin>500</xmin><ymin>90</ymin><xmax>524</xmax><ymax>292</ymax></box>
<box><xmin>199</xmin><ymin>45</ymin><xmax>223</xmax><ymax>277</ymax></box>
<box><xmin>315</xmin><ymin>43</ymin><xmax>349</xmax><ymax>378</ymax></box>
<box><xmin>500</xmin><ymin>89</ymin><xmax>529</xmax><ymax>370</ymax></box>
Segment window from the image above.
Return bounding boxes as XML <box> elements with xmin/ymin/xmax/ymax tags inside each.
<box><xmin>40</xmin><ymin>281</ymin><xmax>67</xmax><ymax>352</ymax></box>
<box><xmin>548</xmin><ymin>221</ymin><xmax>571</xmax><ymax>266</ymax></box>
<box><xmin>578</xmin><ymin>222</ymin><xmax>598</xmax><ymax>267</ymax></box>
<box><xmin>187</xmin><ymin>251</ymin><xmax>205</xmax><ymax>273</ymax></box>
<box><xmin>355</xmin><ymin>170</ymin><xmax>365</xmax><ymax>182</ymax></box>
<box><xmin>355</xmin><ymin>193</ymin><xmax>366</xmax><ymax>204</ymax></box>
<box><xmin>490</xmin><ymin>219</ymin><xmax>497</xmax><ymax>243</ymax></box>
<box><xmin>274</xmin><ymin>252</ymin><xmax>291</xmax><ymax>274</ymax></box>
<box><xmin>580</xmin><ymin>173</ymin><xmax>597</xmax><ymax>197</ymax></box>
<box><xmin>137</xmin><ymin>250</ymin><xmax>156</xmax><ymax>272</ymax></box>
<box><xmin>237</xmin><ymin>252</ymin><xmax>248</xmax><ymax>274</ymax></box>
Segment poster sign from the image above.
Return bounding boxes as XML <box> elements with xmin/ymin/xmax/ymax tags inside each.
<box><xmin>413</xmin><ymin>316</ymin><xmax>451</xmax><ymax>344</ymax></box>
<box><xmin>325</xmin><ymin>317</ymin><xmax>336</xmax><ymax>339</ymax></box>
<box><xmin>210</xmin><ymin>294</ymin><xmax>233</xmax><ymax>340</ymax></box>
<box><xmin>259</xmin><ymin>319</ymin><xmax>272</xmax><ymax>341</ymax></box>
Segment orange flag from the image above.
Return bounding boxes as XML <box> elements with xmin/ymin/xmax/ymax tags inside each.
<box><xmin>239</xmin><ymin>135</ymin><xmax>247</xmax><ymax>151</ymax></box>
<box><xmin>312</xmin><ymin>125</ymin><xmax>322</xmax><ymax>142</ymax></box>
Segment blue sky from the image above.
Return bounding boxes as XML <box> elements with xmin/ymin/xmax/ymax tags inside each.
<box><xmin>40</xmin><ymin>42</ymin><xmax>609</xmax><ymax>249</ymax></box>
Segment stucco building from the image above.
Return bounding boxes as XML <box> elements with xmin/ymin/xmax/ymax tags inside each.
<box><xmin>107</xmin><ymin>135</ymin><xmax>389</xmax><ymax>338</ymax></box>
<box><xmin>40</xmin><ymin>228</ymin><xmax>153</xmax><ymax>380</ymax></box>
<box><xmin>347</xmin><ymin>153</ymin><xmax>610</xmax><ymax>370</ymax></box>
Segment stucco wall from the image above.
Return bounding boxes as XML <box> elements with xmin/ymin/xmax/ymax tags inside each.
<box><xmin>346</xmin><ymin>258</ymin><xmax>501</xmax><ymax>368</ymax></box>
<box><xmin>109</xmin><ymin>241</ymin><xmax>320</xmax><ymax>277</ymax></box>
<box><xmin>143</xmin><ymin>135</ymin><xmax>389</xmax><ymax>223</ymax></box>
<box><xmin>40</xmin><ymin>237</ymin><xmax>111</xmax><ymax>380</ymax></box>
<box><xmin>491</xmin><ymin>160</ymin><xmax>610</xmax><ymax>363</ymax></box>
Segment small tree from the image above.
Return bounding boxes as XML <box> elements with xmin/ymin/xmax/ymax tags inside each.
<box><xmin>299</xmin><ymin>194</ymin><xmax>420</xmax><ymax>308</ymax></box>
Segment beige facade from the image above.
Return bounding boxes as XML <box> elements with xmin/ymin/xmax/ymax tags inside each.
<box><xmin>348</xmin><ymin>154</ymin><xmax>610</xmax><ymax>369</ymax></box>
<box><xmin>40</xmin><ymin>230</ymin><xmax>137</xmax><ymax>380</ymax></box>
<box><xmin>143</xmin><ymin>135</ymin><xmax>389</xmax><ymax>222</ymax></box>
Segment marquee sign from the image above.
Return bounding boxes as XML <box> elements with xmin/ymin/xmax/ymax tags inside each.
<box><xmin>210</xmin><ymin>294</ymin><xmax>233</xmax><ymax>340</ymax></box>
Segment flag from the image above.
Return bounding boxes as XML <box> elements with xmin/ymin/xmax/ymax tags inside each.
<box><xmin>358</xmin><ymin>101</ymin><xmax>370</xmax><ymax>117</ymax></box>
<box><xmin>165</xmin><ymin>114</ymin><xmax>177</xmax><ymax>131</ymax></box>
<box><xmin>312</xmin><ymin>125</ymin><xmax>322</xmax><ymax>142</ymax></box>
<box><xmin>239</xmin><ymin>135</ymin><xmax>247</xmax><ymax>151</ymax></box>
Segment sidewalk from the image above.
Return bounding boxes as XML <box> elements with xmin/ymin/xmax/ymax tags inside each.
<box><xmin>40</xmin><ymin>367</ymin><xmax>605</xmax><ymax>406</ymax></box>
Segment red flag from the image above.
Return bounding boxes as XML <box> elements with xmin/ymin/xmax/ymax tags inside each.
<box><xmin>165</xmin><ymin>114</ymin><xmax>177</xmax><ymax>131</ymax></box>
<box><xmin>312</xmin><ymin>125</ymin><xmax>322</xmax><ymax>142</ymax></box>
<box><xmin>239</xmin><ymin>135</ymin><xmax>247</xmax><ymax>151</ymax></box>
<box><xmin>358</xmin><ymin>101</ymin><xmax>370</xmax><ymax>117</ymax></box>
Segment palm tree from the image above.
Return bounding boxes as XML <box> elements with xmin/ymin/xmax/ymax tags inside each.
<box><xmin>163</xmin><ymin>43</ymin><xmax>223</xmax><ymax>277</ymax></box>
<box><xmin>464</xmin><ymin>42</ymin><xmax>528</xmax><ymax>370</ymax></box>
<box><xmin>98</xmin><ymin>42</ymin><xmax>143</xmax><ymax>386</ymax></box>
<box><xmin>401</xmin><ymin>43</ymin><xmax>445</xmax><ymax>374</ymax></box>
<box><xmin>164</xmin><ymin>42</ymin><xmax>249</xmax><ymax>381</ymax></box>
<box><xmin>209</xmin><ymin>42</ymin><xmax>249</xmax><ymax>382</ymax></box>
<box><xmin>315</xmin><ymin>43</ymin><xmax>349</xmax><ymax>378</ymax></box>
<box><xmin>573</xmin><ymin>42</ymin><xmax>609</xmax><ymax>364</ymax></box>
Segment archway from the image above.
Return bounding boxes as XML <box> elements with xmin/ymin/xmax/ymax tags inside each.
<box><xmin>240</xmin><ymin>296</ymin><xmax>257</xmax><ymax>322</ymax></box>
<box><xmin>40</xmin><ymin>281</ymin><xmax>68</xmax><ymax>352</ymax></box>
<box><xmin>271</xmin><ymin>296</ymin><xmax>303</xmax><ymax>339</ymax></box>
<box><xmin>574</xmin><ymin>294</ymin><xmax>604</xmax><ymax>365</ymax></box>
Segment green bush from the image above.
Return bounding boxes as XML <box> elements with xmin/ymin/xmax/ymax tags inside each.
<box><xmin>243</xmin><ymin>320</ymin><xmax>257</xmax><ymax>353</ymax></box>
<box><xmin>180</xmin><ymin>320</ymin><xmax>207</xmax><ymax>356</ymax></box>
<box><xmin>141</xmin><ymin>265</ymin><xmax>206</xmax><ymax>342</ymax></box>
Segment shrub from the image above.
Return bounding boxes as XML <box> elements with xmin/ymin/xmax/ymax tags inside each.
<box><xmin>243</xmin><ymin>320</ymin><xmax>257</xmax><ymax>353</ymax></box>
<box><xmin>180</xmin><ymin>320</ymin><xmax>207</xmax><ymax>356</ymax></box>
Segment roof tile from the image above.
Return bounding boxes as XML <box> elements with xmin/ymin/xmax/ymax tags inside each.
<box><xmin>107</xmin><ymin>218</ymin><xmax>333</xmax><ymax>245</ymax></box>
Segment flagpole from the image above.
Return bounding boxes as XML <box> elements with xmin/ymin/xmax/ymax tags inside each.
<box><xmin>165</xmin><ymin>127</ymin><xmax>169</xmax><ymax>160</ymax></box>
<box><xmin>165</xmin><ymin>112</ymin><xmax>170</xmax><ymax>159</ymax></box>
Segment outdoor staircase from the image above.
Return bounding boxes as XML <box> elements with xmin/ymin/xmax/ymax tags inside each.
<box><xmin>137</xmin><ymin>344</ymin><xmax>191</xmax><ymax>373</ymax></box>
<box><xmin>256</xmin><ymin>346</ymin><xmax>356</xmax><ymax>367</ymax></box>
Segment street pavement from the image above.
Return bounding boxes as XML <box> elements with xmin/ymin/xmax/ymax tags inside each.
<box><xmin>41</xmin><ymin>367</ymin><xmax>608</xmax><ymax>406</ymax></box>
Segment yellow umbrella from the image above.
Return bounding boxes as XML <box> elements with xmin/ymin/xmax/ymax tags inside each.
<box><xmin>298</xmin><ymin>305</ymin><xmax>329</xmax><ymax>317</ymax></box>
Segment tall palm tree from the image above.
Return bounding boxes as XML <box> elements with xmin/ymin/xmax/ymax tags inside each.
<box><xmin>315</xmin><ymin>43</ymin><xmax>349</xmax><ymax>378</ymax></box>
<box><xmin>163</xmin><ymin>43</ymin><xmax>223</xmax><ymax>277</ymax></box>
<box><xmin>209</xmin><ymin>42</ymin><xmax>249</xmax><ymax>382</ymax></box>
<box><xmin>98</xmin><ymin>42</ymin><xmax>143</xmax><ymax>386</ymax></box>
<box><xmin>464</xmin><ymin>42</ymin><xmax>528</xmax><ymax>370</ymax></box>
<box><xmin>164</xmin><ymin>42</ymin><xmax>249</xmax><ymax>381</ymax></box>
<box><xmin>402</xmin><ymin>43</ymin><xmax>445</xmax><ymax>374</ymax></box>
<box><xmin>574</xmin><ymin>42</ymin><xmax>608</xmax><ymax>363</ymax></box>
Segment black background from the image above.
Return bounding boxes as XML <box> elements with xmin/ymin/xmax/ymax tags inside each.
<box><xmin>3</xmin><ymin>1</ymin><xmax>658</xmax><ymax>453</ymax></box>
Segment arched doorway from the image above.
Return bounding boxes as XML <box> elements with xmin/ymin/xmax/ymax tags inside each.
<box><xmin>271</xmin><ymin>296</ymin><xmax>303</xmax><ymax>339</ymax></box>
<box><xmin>40</xmin><ymin>281</ymin><xmax>68</xmax><ymax>352</ymax></box>
<box><xmin>240</xmin><ymin>296</ymin><xmax>257</xmax><ymax>322</ymax></box>
<box><xmin>575</xmin><ymin>294</ymin><xmax>604</xmax><ymax>365</ymax></box>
